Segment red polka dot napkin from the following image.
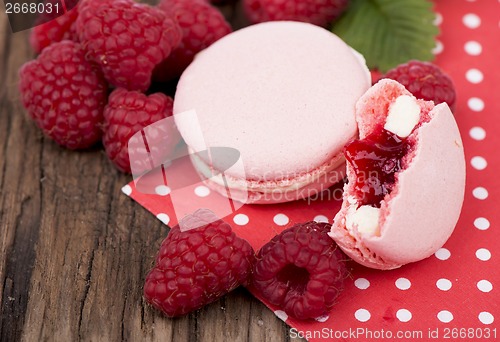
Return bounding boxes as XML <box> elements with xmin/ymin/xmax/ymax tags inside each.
<box><xmin>124</xmin><ymin>0</ymin><xmax>499</xmax><ymax>340</ymax></box>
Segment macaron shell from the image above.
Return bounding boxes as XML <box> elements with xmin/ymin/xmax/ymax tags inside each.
<box><xmin>363</xmin><ymin>102</ymin><xmax>466</xmax><ymax>265</ymax></box>
<box><xmin>174</xmin><ymin>21</ymin><xmax>371</xmax><ymax>181</ymax></box>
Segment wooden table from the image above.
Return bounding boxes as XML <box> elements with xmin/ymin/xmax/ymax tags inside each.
<box><xmin>0</xmin><ymin>2</ymin><xmax>301</xmax><ymax>341</ymax></box>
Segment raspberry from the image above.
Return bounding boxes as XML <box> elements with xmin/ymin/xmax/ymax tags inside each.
<box><xmin>155</xmin><ymin>0</ymin><xmax>232</xmax><ymax>82</ymax></box>
<box><xmin>251</xmin><ymin>221</ymin><xmax>347</xmax><ymax>320</ymax></box>
<box><xmin>384</xmin><ymin>60</ymin><xmax>457</xmax><ymax>111</ymax></box>
<box><xmin>76</xmin><ymin>0</ymin><xmax>182</xmax><ymax>91</ymax></box>
<box><xmin>18</xmin><ymin>40</ymin><xmax>107</xmax><ymax>149</ymax></box>
<box><xmin>30</xmin><ymin>5</ymin><xmax>79</xmax><ymax>54</ymax></box>
<box><xmin>102</xmin><ymin>88</ymin><xmax>178</xmax><ymax>173</ymax></box>
<box><xmin>144</xmin><ymin>209</ymin><xmax>255</xmax><ymax>317</ymax></box>
<box><xmin>243</xmin><ymin>0</ymin><xmax>349</xmax><ymax>27</ymax></box>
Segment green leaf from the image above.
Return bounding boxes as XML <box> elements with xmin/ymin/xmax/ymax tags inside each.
<box><xmin>332</xmin><ymin>0</ymin><xmax>439</xmax><ymax>72</ymax></box>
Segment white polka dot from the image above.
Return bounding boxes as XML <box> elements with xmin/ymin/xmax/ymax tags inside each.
<box><xmin>315</xmin><ymin>314</ymin><xmax>329</xmax><ymax>322</ymax></box>
<box><xmin>233</xmin><ymin>213</ymin><xmax>249</xmax><ymax>226</ymax></box>
<box><xmin>438</xmin><ymin>310</ymin><xmax>454</xmax><ymax>323</ymax></box>
<box><xmin>478</xmin><ymin>312</ymin><xmax>494</xmax><ymax>325</ymax></box>
<box><xmin>432</xmin><ymin>40</ymin><xmax>444</xmax><ymax>55</ymax></box>
<box><xmin>436</xmin><ymin>278</ymin><xmax>453</xmax><ymax>291</ymax></box>
<box><xmin>194</xmin><ymin>185</ymin><xmax>210</xmax><ymax>197</ymax></box>
<box><xmin>468</xmin><ymin>97</ymin><xmax>485</xmax><ymax>112</ymax></box>
<box><xmin>476</xmin><ymin>248</ymin><xmax>491</xmax><ymax>261</ymax></box>
<box><xmin>396</xmin><ymin>309</ymin><xmax>412</xmax><ymax>322</ymax></box>
<box><xmin>474</xmin><ymin>217</ymin><xmax>490</xmax><ymax>230</ymax></box>
<box><xmin>395</xmin><ymin>278</ymin><xmax>411</xmax><ymax>290</ymax></box>
<box><xmin>463</xmin><ymin>13</ymin><xmax>481</xmax><ymax>28</ymax></box>
<box><xmin>274</xmin><ymin>310</ymin><xmax>288</xmax><ymax>322</ymax></box>
<box><xmin>355</xmin><ymin>309</ymin><xmax>371</xmax><ymax>322</ymax></box>
<box><xmin>473</xmin><ymin>187</ymin><xmax>488</xmax><ymax>200</ymax></box>
<box><xmin>477</xmin><ymin>280</ymin><xmax>493</xmax><ymax>293</ymax></box>
<box><xmin>471</xmin><ymin>156</ymin><xmax>487</xmax><ymax>170</ymax></box>
<box><xmin>469</xmin><ymin>127</ymin><xmax>486</xmax><ymax>140</ymax></box>
<box><xmin>156</xmin><ymin>213</ymin><xmax>170</xmax><ymax>225</ymax></box>
<box><xmin>273</xmin><ymin>213</ymin><xmax>289</xmax><ymax>226</ymax></box>
<box><xmin>121</xmin><ymin>185</ymin><xmax>132</xmax><ymax>196</ymax></box>
<box><xmin>313</xmin><ymin>215</ymin><xmax>329</xmax><ymax>223</ymax></box>
<box><xmin>434</xmin><ymin>12</ymin><xmax>443</xmax><ymax>26</ymax></box>
<box><xmin>435</xmin><ymin>248</ymin><xmax>451</xmax><ymax>260</ymax></box>
<box><xmin>464</xmin><ymin>41</ymin><xmax>482</xmax><ymax>55</ymax></box>
<box><xmin>155</xmin><ymin>185</ymin><xmax>171</xmax><ymax>196</ymax></box>
<box><xmin>354</xmin><ymin>278</ymin><xmax>370</xmax><ymax>290</ymax></box>
<box><xmin>466</xmin><ymin>69</ymin><xmax>484</xmax><ymax>83</ymax></box>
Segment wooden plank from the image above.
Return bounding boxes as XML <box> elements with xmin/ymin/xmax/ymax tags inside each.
<box><xmin>1</xmin><ymin>9</ymin><xmax>42</xmax><ymax>341</ymax></box>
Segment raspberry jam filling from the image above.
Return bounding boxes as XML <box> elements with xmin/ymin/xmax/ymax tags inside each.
<box><xmin>344</xmin><ymin>128</ymin><xmax>410</xmax><ymax>207</ymax></box>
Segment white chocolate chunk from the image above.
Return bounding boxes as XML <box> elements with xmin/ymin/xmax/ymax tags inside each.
<box><xmin>384</xmin><ymin>95</ymin><xmax>421</xmax><ymax>138</ymax></box>
<box><xmin>346</xmin><ymin>205</ymin><xmax>381</xmax><ymax>237</ymax></box>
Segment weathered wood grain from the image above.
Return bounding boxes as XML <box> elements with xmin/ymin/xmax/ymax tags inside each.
<box><xmin>0</xmin><ymin>3</ymin><xmax>304</xmax><ymax>342</ymax></box>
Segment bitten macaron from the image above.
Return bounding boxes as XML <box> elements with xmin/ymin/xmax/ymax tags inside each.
<box><xmin>329</xmin><ymin>79</ymin><xmax>466</xmax><ymax>269</ymax></box>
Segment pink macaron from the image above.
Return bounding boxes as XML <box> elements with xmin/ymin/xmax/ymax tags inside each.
<box><xmin>174</xmin><ymin>21</ymin><xmax>371</xmax><ymax>204</ymax></box>
<box><xmin>329</xmin><ymin>79</ymin><xmax>466</xmax><ymax>269</ymax></box>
